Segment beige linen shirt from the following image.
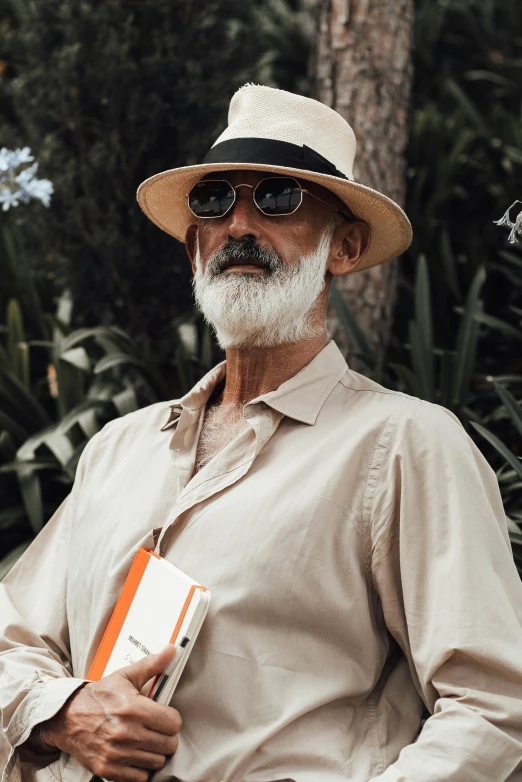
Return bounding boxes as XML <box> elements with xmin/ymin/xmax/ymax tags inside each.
<box><xmin>2</xmin><ymin>340</ymin><xmax>522</xmax><ymax>782</ymax></box>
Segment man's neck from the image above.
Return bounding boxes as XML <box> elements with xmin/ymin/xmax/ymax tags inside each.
<box><xmin>221</xmin><ymin>335</ymin><xmax>329</xmax><ymax>406</ymax></box>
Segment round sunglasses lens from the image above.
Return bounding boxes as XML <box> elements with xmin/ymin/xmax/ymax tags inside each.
<box><xmin>254</xmin><ymin>177</ymin><xmax>302</xmax><ymax>215</ymax></box>
<box><xmin>188</xmin><ymin>181</ymin><xmax>234</xmax><ymax>217</ymax></box>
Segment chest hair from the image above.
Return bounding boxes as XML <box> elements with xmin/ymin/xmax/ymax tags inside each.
<box><xmin>195</xmin><ymin>402</ymin><xmax>248</xmax><ymax>472</ymax></box>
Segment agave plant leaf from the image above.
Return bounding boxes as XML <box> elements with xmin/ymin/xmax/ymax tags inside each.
<box><xmin>507</xmin><ymin>528</ymin><xmax>522</xmax><ymax>549</ymax></box>
<box><xmin>505</xmin><ymin>146</ymin><xmax>522</xmax><ymax>165</ymax></box>
<box><xmin>451</xmin><ymin>266</ymin><xmax>486</xmax><ymax>409</ymax></box>
<box><xmin>58</xmin><ymin>326</ymin><xmax>136</xmax><ymax>356</ymax></box>
<box><xmin>77</xmin><ymin>408</ymin><xmax>100</xmax><ymax>440</ymax></box>
<box><xmin>488</xmin><ymin>374</ymin><xmax>522</xmax><ymax>386</ymax></box>
<box><xmin>499</xmin><ymin>251</ymin><xmax>522</xmax><ymax>270</ymax></box>
<box><xmin>465</xmin><ymin>311</ymin><xmax>522</xmax><ymax>342</ymax></box>
<box><xmin>439</xmin><ymin>350</ymin><xmax>457</xmax><ymax>409</ymax></box>
<box><xmin>461</xmin><ymin>405</ymin><xmax>482</xmax><ymax>424</ymax></box>
<box><xmin>16</xmin><ymin>342</ymin><xmax>30</xmax><ymax>391</ymax></box>
<box><xmin>64</xmin><ymin>441</ymin><xmax>90</xmax><ymax>476</ymax></box>
<box><xmin>494</xmin><ymin>384</ymin><xmax>522</xmax><ymax>439</ymax></box>
<box><xmin>41</xmin><ymin>430</ymin><xmax>75</xmax><ymax>468</ymax></box>
<box><xmin>55</xmin><ymin>360</ymin><xmax>86</xmax><ymax>418</ymax></box>
<box><xmin>16</xmin><ymin>425</ymin><xmax>71</xmax><ymax>464</ymax></box>
<box><xmin>0</xmin><ymin>505</ymin><xmax>27</xmax><ymax>531</ymax></box>
<box><xmin>112</xmin><ymin>387</ymin><xmax>138</xmax><ymax>417</ymax></box>
<box><xmin>440</xmin><ymin>228</ymin><xmax>462</xmax><ymax>300</ymax></box>
<box><xmin>464</xmin><ymin>69</ymin><xmax>519</xmax><ymax>88</ymax></box>
<box><xmin>0</xmin><ymin>459</ymin><xmax>57</xmax><ymax>474</ymax></box>
<box><xmin>0</xmin><ymin>410</ymin><xmax>30</xmax><ymax>443</ymax></box>
<box><xmin>330</xmin><ymin>282</ymin><xmax>376</xmax><ymax>371</ymax></box>
<box><xmin>506</xmin><ymin>515</ymin><xmax>522</xmax><ymax>538</ymax></box>
<box><xmin>512</xmin><ymin>550</ymin><xmax>522</xmax><ymax>574</ymax></box>
<box><xmin>59</xmin><ymin>346</ymin><xmax>92</xmax><ymax>372</ymax></box>
<box><xmin>55</xmin><ymin>290</ymin><xmax>73</xmax><ymax>329</ymax></box>
<box><xmin>57</xmin><ymin>328</ymin><xmax>100</xmax><ymax>354</ymax></box>
<box><xmin>6</xmin><ymin>299</ymin><xmax>29</xmax><ymax>386</ymax></box>
<box><xmin>0</xmin><ymin>339</ymin><xmax>8</xmax><ymax>371</ymax></box>
<box><xmin>201</xmin><ymin>324</ymin><xmax>214</xmax><ymax>371</ymax></box>
<box><xmin>94</xmin><ymin>353</ymin><xmax>169</xmax><ymax>399</ymax></box>
<box><xmin>174</xmin><ymin>342</ymin><xmax>195</xmax><ymax>396</ymax></box>
<box><xmin>0</xmin><ymin>367</ymin><xmax>50</xmax><ymax>431</ymax></box>
<box><xmin>26</xmin><ymin>340</ymin><xmax>54</xmax><ymax>348</ymax></box>
<box><xmin>1</xmin><ymin>227</ymin><xmax>46</xmax><ymax>339</ymax></box>
<box><xmin>56</xmin><ymin>399</ymin><xmax>108</xmax><ymax>435</ymax></box>
<box><xmin>446</xmin><ymin>78</ymin><xmax>489</xmax><ymax>136</ymax></box>
<box><xmin>17</xmin><ymin>464</ymin><xmax>44</xmax><ymax>535</ymax></box>
<box><xmin>408</xmin><ymin>322</ymin><xmax>428</xmax><ymax>399</ymax></box>
<box><xmin>177</xmin><ymin>322</ymin><xmax>198</xmax><ymax>358</ymax></box>
<box><xmin>471</xmin><ymin>421</ymin><xmax>522</xmax><ymax>480</ymax></box>
<box><xmin>389</xmin><ymin>362</ymin><xmax>422</xmax><ymax>397</ymax></box>
<box><xmin>409</xmin><ymin>255</ymin><xmax>434</xmax><ymax>401</ymax></box>
<box><xmin>0</xmin><ymin>541</ymin><xmax>32</xmax><ymax>581</ymax></box>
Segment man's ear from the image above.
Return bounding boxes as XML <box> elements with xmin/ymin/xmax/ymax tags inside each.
<box><xmin>185</xmin><ymin>224</ymin><xmax>198</xmax><ymax>274</ymax></box>
<box><xmin>327</xmin><ymin>220</ymin><xmax>371</xmax><ymax>277</ymax></box>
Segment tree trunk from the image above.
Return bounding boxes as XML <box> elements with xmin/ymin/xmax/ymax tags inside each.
<box><xmin>313</xmin><ymin>0</ymin><xmax>414</xmax><ymax>370</ymax></box>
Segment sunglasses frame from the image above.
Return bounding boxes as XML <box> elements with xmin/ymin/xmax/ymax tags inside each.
<box><xmin>186</xmin><ymin>175</ymin><xmax>353</xmax><ymax>222</ymax></box>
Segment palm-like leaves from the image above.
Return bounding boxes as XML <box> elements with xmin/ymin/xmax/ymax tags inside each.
<box><xmin>0</xmin><ymin>286</ymin><xmax>191</xmax><ymax>572</ymax></box>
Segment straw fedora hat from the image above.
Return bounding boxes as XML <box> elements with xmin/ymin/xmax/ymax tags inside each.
<box><xmin>136</xmin><ymin>84</ymin><xmax>412</xmax><ymax>271</ymax></box>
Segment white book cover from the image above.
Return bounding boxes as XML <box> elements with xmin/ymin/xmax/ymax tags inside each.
<box><xmin>88</xmin><ymin>548</ymin><xmax>210</xmax><ymax>699</ymax></box>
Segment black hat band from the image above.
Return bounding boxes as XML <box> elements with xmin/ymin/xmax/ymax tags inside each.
<box><xmin>201</xmin><ymin>138</ymin><xmax>348</xmax><ymax>181</ymax></box>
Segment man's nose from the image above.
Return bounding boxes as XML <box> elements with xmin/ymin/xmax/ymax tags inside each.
<box><xmin>225</xmin><ymin>185</ymin><xmax>262</xmax><ymax>241</ymax></box>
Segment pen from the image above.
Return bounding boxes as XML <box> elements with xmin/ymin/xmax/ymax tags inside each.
<box><xmin>151</xmin><ymin>636</ymin><xmax>190</xmax><ymax>702</ymax></box>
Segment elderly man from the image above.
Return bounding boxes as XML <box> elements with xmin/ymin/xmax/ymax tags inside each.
<box><xmin>2</xmin><ymin>85</ymin><xmax>522</xmax><ymax>782</ymax></box>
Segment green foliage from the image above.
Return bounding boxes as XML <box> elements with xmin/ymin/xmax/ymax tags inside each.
<box><xmin>471</xmin><ymin>381</ymin><xmax>522</xmax><ymax>572</ymax></box>
<box><xmin>0</xmin><ymin>0</ymin><xmax>310</xmax><ymax>386</ymax></box>
<box><xmin>334</xmin><ymin>0</ymin><xmax>522</xmax><ymax>571</ymax></box>
<box><xmin>402</xmin><ymin>0</ymin><xmax>522</xmax><ymax>549</ymax></box>
<box><xmin>252</xmin><ymin>0</ymin><xmax>313</xmax><ymax>95</ymax></box>
<box><xmin>0</xmin><ymin>287</ymin><xmax>152</xmax><ymax>563</ymax></box>
<box><xmin>3</xmin><ymin>0</ymin><xmax>522</xmax><ymax>579</ymax></box>
<box><xmin>0</xmin><ymin>232</ymin><xmax>215</xmax><ymax>570</ymax></box>
<box><xmin>403</xmin><ymin>0</ymin><xmax>522</xmax><ymax>340</ymax></box>
<box><xmin>0</xmin><ymin>0</ymin><xmax>311</xmax><ymax>571</ymax></box>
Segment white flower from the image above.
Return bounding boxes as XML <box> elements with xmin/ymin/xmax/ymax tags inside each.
<box><xmin>0</xmin><ymin>186</ymin><xmax>23</xmax><ymax>211</ymax></box>
<box><xmin>494</xmin><ymin>200</ymin><xmax>522</xmax><ymax>244</ymax></box>
<box><xmin>493</xmin><ymin>211</ymin><xmax>512</xmax><ymax>228</ymax></box>
<box><xmin>21</xmin><ymin>176</ymin><xmax>53</xmax><ymax>207</ymax></box>
<box><xmin>0</xmin><ymin>148</ymin><xmax>53</xmax><ymax>210</ymax></box>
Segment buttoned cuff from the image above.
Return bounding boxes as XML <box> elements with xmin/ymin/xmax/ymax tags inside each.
<box><xmin>2</xmin><ymin>675</ymin><xmax>88</xmax><ymax>782</ymax></box>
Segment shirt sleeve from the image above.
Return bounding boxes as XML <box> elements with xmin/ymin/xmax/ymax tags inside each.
<box><xmin>0</xmin><ymin>438</ymin><xmax>97</xmax><ymax>782</ymax></box>
<box><xmin>368</xmin><ymin>401</ymin><xmax>522</xmax><ymax>781</ymax></box>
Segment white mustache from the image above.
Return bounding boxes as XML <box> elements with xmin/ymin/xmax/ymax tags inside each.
<box><xmin>205</xmin><ymin>239</ymin><xmax>283</xmax><ymax>276</ymax></box>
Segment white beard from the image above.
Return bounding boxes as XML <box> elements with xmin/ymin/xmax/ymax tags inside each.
<box><xmin>192</xmin><ymin>222</ymin><xmax>335</xmax><ymax>349</ymax></box>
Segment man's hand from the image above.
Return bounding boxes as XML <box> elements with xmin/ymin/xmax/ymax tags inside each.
<box><xmin>39</xmin><ymin>645</ymin><xmax>181</xmax><ymax>782</ymax></box>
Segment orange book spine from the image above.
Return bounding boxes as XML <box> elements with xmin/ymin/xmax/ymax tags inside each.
<box><xmin>87</xmin><ymin>547</ymin><xmax>156</xmax><ymax>681</ymax></box>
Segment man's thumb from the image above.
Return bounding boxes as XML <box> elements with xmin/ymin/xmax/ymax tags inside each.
<box><xmin>121</xmin><ymin>644</ymin><xmax>176</xmax><ymax>691</ymax></box>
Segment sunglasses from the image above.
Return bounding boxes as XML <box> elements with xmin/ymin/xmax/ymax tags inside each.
<box><xmin>187</xmin><ymin>176</ymin><xmax>353</xmax><ymax>220</ymax></box>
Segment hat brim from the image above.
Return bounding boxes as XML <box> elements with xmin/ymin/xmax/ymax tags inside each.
<box><xmin>136</xmin><ymin>162</ymin><xmax>412</xmax><ymax>272</ymax></box>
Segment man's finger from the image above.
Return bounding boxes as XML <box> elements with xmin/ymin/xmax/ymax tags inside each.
<box><xmin>136</xmin><ymin>699</ymin><xmax>182</xmax><ymax>736</ymax></box>
<box><xmin>131</xmin><ymin>726</ymin><xmax>179</xmax><ymax>756</ymax></box>
<box><xmin>120</xmin><ymin>645</ymin><xmax>176</xmax><ymax>692</ymax></box>
<box><xmin>118</xmin><ymin>748</ymin><xmax>167</xmax><ymax>771</ymax></box>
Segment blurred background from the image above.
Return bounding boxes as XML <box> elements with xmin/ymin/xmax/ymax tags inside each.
<box><xmin>0</xmin><ymin>0</ymin><xmax>521</xmax><ymax>577</ymax></box>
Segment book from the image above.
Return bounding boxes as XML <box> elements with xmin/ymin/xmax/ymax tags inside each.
<box><xmin>87</xmin><ymin>547</ymin><xmax>210</xmax><ymax>704</ymax></box>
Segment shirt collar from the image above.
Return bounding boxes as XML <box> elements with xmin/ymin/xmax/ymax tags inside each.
<box><xmin>160</xmin><ymin>361</ymin><xmax>226</xmax><ymax>431</ymax></box>
<box><xmin>248</xmin><ymin>340</ymin><xmax>348</xmax><ymax>425</ymax></box>
<box><xmin>160</xmin><ymin>340</ymin><xmax>348</xmax><ymax>430</ymax></box>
